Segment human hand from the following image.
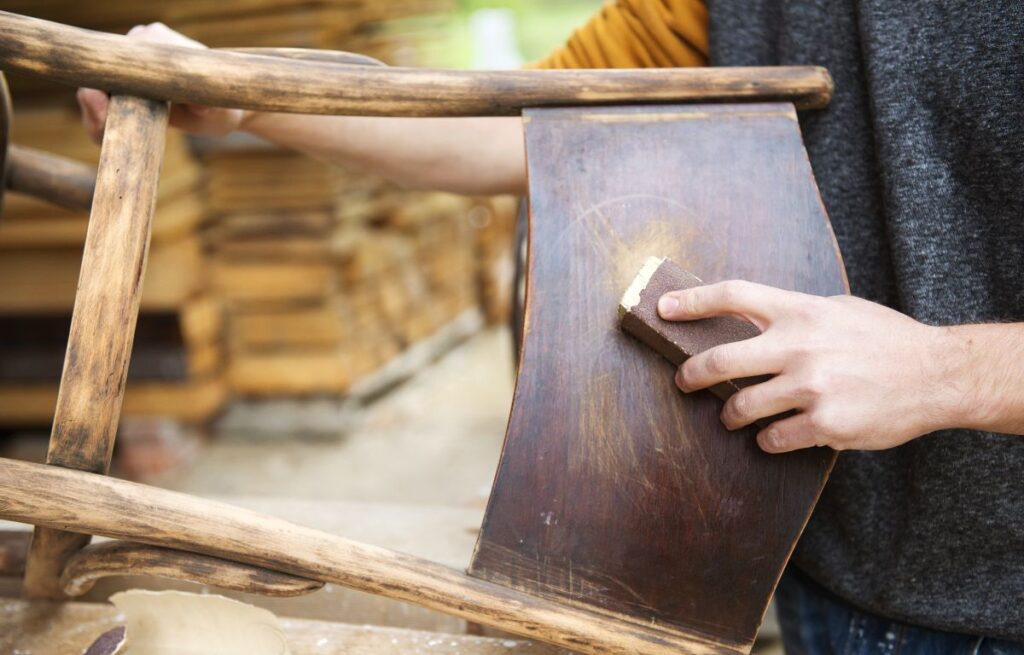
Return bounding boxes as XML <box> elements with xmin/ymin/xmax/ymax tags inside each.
<box><xmin>76</xmin><ymin>23</ymin><xmax>248</xmax><ymax>143</ymax></box>
<box><xmin>657</xmin><ymin>281</ymin><xmax>965</xmax><ymax>453</ymax></box>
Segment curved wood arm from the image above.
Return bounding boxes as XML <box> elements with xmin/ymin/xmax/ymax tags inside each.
<box><xmin>0</xmin><ymin>11</ymin><xmax>831</xmax><ymax>117</ymax></box>
<box><xmin>0</xmin><ymin>457</ymin><xmax>745</xmax><ymax>655</ymax></box>
<box><xmin>60</xmin><ymin>540</ymin><xmax>323</xmax><ymax>597</ymax></box>
<box><xmin>6</xmin><ymin>144</ymin><xmax>96</xmax><ymax>211</ymax></box>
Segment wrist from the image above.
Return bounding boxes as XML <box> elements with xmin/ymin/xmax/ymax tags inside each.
<box><xmin>928</xmin><ymin>324</ymin><xmax>996</xmax><ymax>431</ymax></box>
<box><xmin>915</xmin><ymin>325</ymin><xmax>974</xmax><ymax>432</ymax></box>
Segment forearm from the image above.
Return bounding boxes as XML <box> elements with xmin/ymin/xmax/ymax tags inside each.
<box><xmin>940</xmin><ymin>323</ymin><xmax>1024</xmax><ymax>435</ymax></box>
<box><xmin>240</xmin><ymin>112</ymin><xmax>527</xmax><ymax>195</ymax></box>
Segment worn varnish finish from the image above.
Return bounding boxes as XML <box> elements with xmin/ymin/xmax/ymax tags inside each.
<box><xmin>60</xmin><ymin>541</ymin><xmax>324</xmax><ymax>597</ymax></box>
<box><xmin>0</xmin><ymin>457</ymin><xmax>736</xmax><ymax>655</ymax></box>
<box><xmin>470</xmin><ymin>104</ymin><xmax>847</xmax><ymax>650</ymax></box>
<box><xmin>0</xmin><ymin>12</ymin><xmax>832</xmax><ymax>116</ymax></box>
<box><xmin>6</xmin><ymin>144</ymin><xmax>97</xmax><ymax>211</ymax></box>
<box><xmin>22</xmin><ymin>95</ymin><xmax>169</xmax><ymax>598</ymax></box>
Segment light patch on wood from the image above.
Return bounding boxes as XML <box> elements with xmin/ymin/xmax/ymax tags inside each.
<box><xmin>618</xmin><ymin>256</ymin><xmax>665</xmax><ymax>317</ymax></box>
<box><xmin>111</xmin><ymin>590</ymin><xmax>289</xmax><ymax>655</ymax></box>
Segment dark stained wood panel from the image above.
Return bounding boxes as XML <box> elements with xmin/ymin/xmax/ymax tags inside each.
<box><xmin>470</xmin><ymin>103</ymin><xmax>847</xmax><ymax>650</ymax></box>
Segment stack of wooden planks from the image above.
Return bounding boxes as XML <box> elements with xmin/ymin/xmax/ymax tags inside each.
<box><xmin>201</xmin><ymin>139</ymin><xmax>481</xmax><ymax>397</ymax></box>
<box><xmin>0</xmin><ymin>0</ymin><xmax>517</xmax><ymax>426</ymax></box>
<box><xmin>0</xmin><ymin>0</ymin><xmax>456</xmax><ymax>101</ymax></box>
<box><xmin>0</xmin><ymin>107</ymin><xmax>227</xmax><ymax>426</ymax></box>
<box><xmin>469</xmin><ymin>195</ymin><xmax>519</xmax><ymax>327</ymax></box>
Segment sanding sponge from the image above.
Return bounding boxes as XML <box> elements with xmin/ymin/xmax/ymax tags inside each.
<box><xmin>619</xmin><ymin>257</ymin><xmax>769</xmax><ymax>410</ymax></box>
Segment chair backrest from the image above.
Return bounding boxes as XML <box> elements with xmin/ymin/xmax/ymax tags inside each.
<box><xmin>471</xmin><ymin>103</ymin><xmax>847</xmax><ymax>651</ymax></box>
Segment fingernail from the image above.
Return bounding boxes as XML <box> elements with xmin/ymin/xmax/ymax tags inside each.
<box><xmin>674</xmin><ymin>366</ymin><xmax>687</xmax><ymax>391</ymax></box>
<box><xmin>658</xmin><ymin>295</ymin><xmax>679</xmax><ymax>317</ymax></box>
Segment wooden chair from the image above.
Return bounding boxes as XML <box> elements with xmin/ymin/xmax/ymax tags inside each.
<box><xmin>0</xmin><ymin>11</ymin><xmax>846</xmax><ymax>655</ymax></box>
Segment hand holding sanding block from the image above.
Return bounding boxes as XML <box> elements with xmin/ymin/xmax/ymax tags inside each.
<box><xmin>619</xmin><ymin>256</ymin><xmax>770</xmax><ymax>411</ymax></box>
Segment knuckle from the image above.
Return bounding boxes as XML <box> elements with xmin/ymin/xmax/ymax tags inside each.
<box><xmin>810</xmin><ymin>407</ymin><xmax>839</xmax><ymax>435</ymax></box>
<box><xmin>798</xmin><ymin>369</ymin><xmax>830</xmax><ymax>399</ymax></box>
<box><xmin>718</xmin><ymin>280</ymin><xmax>743</xmax><ymax>304</ymax></box>
<box><xmin>680</xmin><ymin>289</ymin><xmax>701</xmax><ymax>315</ymax></box>
<box><xmin>705</xmin><ymin>347</ymin><xmax>732</xmax><ymax>377</ymax></box>
<box><xmin>759</xmin><ymin>427</ymin><xmax>785</xmax><ymax>452</ymax></box>
<box><xmin>787</xmin><ymin>341</ymin><xmax>813</xmax><ymax>363</ymax></box>
<box><xmin>727</xmin><ymin>390</ymin><xmax>753</xmax><ymax>424</ymax></box>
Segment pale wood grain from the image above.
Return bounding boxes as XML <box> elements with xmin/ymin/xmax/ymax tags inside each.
<box><xmin>21</xmin><ymin>94</ymin><xmax>169</xmax><ymax>598</ymax></box>
<box><xmin>0</xmin><ymin>11</ymin><xmax>832</xmax><ymax>116</ymax></box>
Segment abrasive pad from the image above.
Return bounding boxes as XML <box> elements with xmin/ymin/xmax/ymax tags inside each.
<box><xmin>619</xmin><ymin>257</ymin><xmax>772</xmax><ymax>422</ymax></box>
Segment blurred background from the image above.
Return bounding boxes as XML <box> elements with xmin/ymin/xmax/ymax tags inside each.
<box><xmin>0</xmin><ymin>1</ymin><xmax>783</xmax><ymax>652</ymax></box>
<box><xmin>0</xmin><ymin>0</ymin><xmax>605</xmax><ymax>471</ymax></box>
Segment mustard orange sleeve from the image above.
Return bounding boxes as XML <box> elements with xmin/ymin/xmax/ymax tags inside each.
<box><xmin>531</xmin><ymin>0</ymin><xmax>708</xmax><ymax>70</ymax></box>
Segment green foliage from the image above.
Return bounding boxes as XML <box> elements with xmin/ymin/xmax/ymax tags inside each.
<box><xmin>425</xmin><ymin>0</ymin><xmax>602</xmax><ymax>67</ymax></box>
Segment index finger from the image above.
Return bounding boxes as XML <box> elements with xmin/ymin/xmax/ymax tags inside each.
<box><xmin>657</xmin><ymin>280</ymin><xmax>807</xmax><ymax>327</ymax></box>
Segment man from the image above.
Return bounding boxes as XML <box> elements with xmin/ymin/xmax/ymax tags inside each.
<box><xmin>79</xmin><ymin>2</ymin><xmax>1024</xmax><ymax>652</ymax></box>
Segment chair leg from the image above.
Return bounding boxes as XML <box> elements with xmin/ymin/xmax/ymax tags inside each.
<box><xmin>22</xmin><ymin>95</ymin><xmax>169</xmax><ymax>598</ymax></box>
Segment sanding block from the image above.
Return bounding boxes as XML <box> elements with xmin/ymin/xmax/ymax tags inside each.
<box><xmin>619</xmin><ymin>256</ymin><xmax>769</xmax><ymax>409</ymax></box>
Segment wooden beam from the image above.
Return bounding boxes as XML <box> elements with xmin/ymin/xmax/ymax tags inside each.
<box><xmin>0</xmin><ymin>457</ymin><xmax>745</xmax><ymax>655</ymax></box>
<box><xmin>0</xmin><ymin>11</ymin><xmax>832</xmax><ymax>116</ymax></box>
<box><xmin>21</xmin><ymin>94</ymin><xmax>168</xmax><ymax>598</ymax></box>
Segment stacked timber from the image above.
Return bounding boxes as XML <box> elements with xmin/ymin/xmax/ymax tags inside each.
<box><xmin>0</xmin><ymin>0</ymin><xmax>515</xmax><ymax>427</ymax></box>
<box><xmin>0</xmin><ymin>107</ymin><xmax>226</xmax><ymax>427</ymax></box>
<box><xmin>469</xmin><ymin>195</ymin><xmax>519</xmax><ymax>326</ymax></box>
<box><xmin>201</xmin><ymin>140</ymin><xmax>480</xmax><ymax>397</ymax></box>
<box><xmin>0</xmin><ymin>0</ymin><xmax>455</xmax><ymax>101</ymax></box>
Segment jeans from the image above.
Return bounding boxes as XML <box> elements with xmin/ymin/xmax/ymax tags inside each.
<box><xmin>775</xmin><ymin>568</ymin><xmax>1024</xmax><ymax>655</ymax></box>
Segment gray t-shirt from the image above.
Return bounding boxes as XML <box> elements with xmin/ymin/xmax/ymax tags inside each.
<box><xmin>707</xmin><ymin>0</ymin><xmax>1024</xmax><ymax>641</ymax></box>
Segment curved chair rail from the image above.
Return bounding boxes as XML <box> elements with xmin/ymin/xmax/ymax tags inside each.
<box><xmin>0</xmin><ymin>11</ymin><xmax>832</xmax><ymax>116</ymax></box>
<box><xmin>0</xmin><ymin>457</ymin><xmax>745</xmax><ymax>655</ymax></box>
<box><xmin>60</xmin><ymin>540</ymin><xmax>324</xmax><ymax>597</ymax></box>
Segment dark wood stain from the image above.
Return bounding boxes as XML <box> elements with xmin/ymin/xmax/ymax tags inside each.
<box><xmin>470</xmin><ymin>103</ymin><xmax>847</xmax><ymax>648</ymax></box>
